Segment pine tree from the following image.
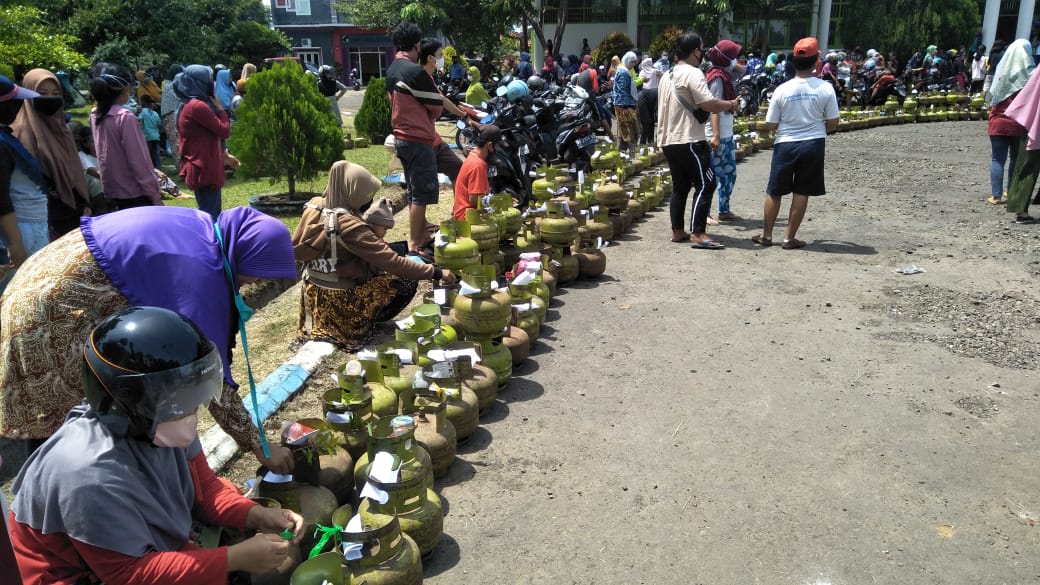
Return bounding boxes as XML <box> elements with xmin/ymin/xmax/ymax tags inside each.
<box><xmin>229</xmin><ymin>62</ymin><xmax>343</xmax><ymax>197</ymax></box>
<box><xmin>353</xmin><ymin>77</ymin><xmax>392</xmax><ymax>144</ymax></box>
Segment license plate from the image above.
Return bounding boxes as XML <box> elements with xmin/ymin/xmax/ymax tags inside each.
<box><xmin>576</xmin><ymin>135</ymin><xmax>596</xmax><ymax>148</ymax></box>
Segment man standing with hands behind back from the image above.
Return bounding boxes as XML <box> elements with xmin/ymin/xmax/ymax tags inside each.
<box><xmin>386</xmin><ymin>22</ymin><xmax>476</xmax><ymax>259</ymax></box>
<box><xmin>657</xmin><ymin>31</ymin><xmax>740</xmax><ymax>249</ymax></box>
<box><xmin>752</xmin><ymin>37</ymin><xmax>839</xmax><ymax>250</ymax></box>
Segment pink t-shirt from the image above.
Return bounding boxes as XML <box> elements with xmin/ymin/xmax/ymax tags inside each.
<box><xmin>90</xmin><ymin>106</ymin><xmax>161</xmax><ymax>203</ymax></box>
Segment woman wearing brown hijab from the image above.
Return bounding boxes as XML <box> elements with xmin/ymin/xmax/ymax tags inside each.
<box><xmin>11</xmin><ymin>69</ymin><xmax>92</xmax><ymax>236</ymax></box>
<box><xmin>292</xmin><ymin>161</ymin><xmax>456</xmax><ymax>348</ymax></box>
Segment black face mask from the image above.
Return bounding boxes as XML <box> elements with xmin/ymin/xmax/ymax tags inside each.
<box><xmin>0</xmin><ymin>100</ymin><xmax>24</xmax><ymax>125</ymax></box>
<box><xmin>32</xmin><ymin>96</ymin><xmax>63</xmax><ymax>117</ymax></box>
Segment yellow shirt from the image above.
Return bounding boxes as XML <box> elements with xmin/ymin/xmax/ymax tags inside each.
<box><xmin>655</xmin><ymin>62</ymin><xmax>714</xmax><ymax>146</ymax></box>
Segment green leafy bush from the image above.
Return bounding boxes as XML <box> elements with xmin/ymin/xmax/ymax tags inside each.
<box><xmin>592</xmin><ymin>32</ymin><xmax>635</xmax><ymax>69</ymax></box>
<box><xmin>353</xmin><ymin>77</ymin><xmax>391</xmax><ymax>144</ymax></box>
<box><xmin>648</xmin><ymin>26</ymin><xmax>683</xmax><ymax>61</ymax></box>
<box><xmin>229</xmin><ymin>62</ymin><xmax>343</xmax><ymax>197</ymax></box>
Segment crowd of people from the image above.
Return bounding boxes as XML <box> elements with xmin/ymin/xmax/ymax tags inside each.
<box><xmin>4</xmin><ymin>17</ymin><xmax>1040</xmax><ymax>583</ymax></box>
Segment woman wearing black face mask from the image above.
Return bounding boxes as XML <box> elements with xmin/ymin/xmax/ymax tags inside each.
<box><xmin>0</xmin><ymin>75</ymin><xmax>48</xmax><ymax>294</ymax></box>
<box><xmin>11</xmin><ymin>69</ymin><xmax>93</xmax><ymax>236</ymax></box>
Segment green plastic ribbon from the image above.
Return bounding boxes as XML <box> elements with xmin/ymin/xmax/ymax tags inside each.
<box><xmin>308</xmin><ymin>523</ymin><xmax>343</xmax><ymax>559</ymax></box>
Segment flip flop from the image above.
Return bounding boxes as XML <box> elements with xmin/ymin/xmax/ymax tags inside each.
<box><xmin>782</xmin><ymin>238</ymin><xmax>807</xmax><ymax>249</ymax></box>
<box><xmin>751</xmin><ymin>235</ymin><xmax>773</xmax><ymax>247</ymax></box>
<box><xmin>690</xmin><ymin>239</ymin><xmax>725</xmax><ymax>250</ymax></box>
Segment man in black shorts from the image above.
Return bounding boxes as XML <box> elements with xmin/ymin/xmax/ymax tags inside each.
<box><xmin>386</xmin><ymin>21</ymin><xmax>478</xmax><ymax>256</ymax></box>
<box><xmin>753</xmin><ymin>37</ymin><xmax>840</xmax><ymax>250</ymax></box>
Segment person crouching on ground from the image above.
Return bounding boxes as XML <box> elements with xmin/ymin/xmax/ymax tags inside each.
<box><xmin>453</xmin><ymin>125</ymin><xmax>507</xmax><ymax>220</ymax></box>
<box><xmin>8</xmin><ymin>306</ymin><xmax>305</xmax><ymax>584</ymax></box>
<box><xmin>752</xmin><ymin>37</ymin><xmax>839</xmax><ymax>250</ymax></box>
<box><xmin>293</xmin><ymin>160</ymin><xmax>457</xmax><ymax>350</ymax></box>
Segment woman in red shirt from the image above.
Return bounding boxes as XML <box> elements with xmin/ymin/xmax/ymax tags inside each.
<box><xmin>175</xmin><ymin>65</ymin><xmax>231</xmax><ymax>221</ymax></box>
<box><xmin>8</xmin><ymin>306</ymin><xmax>304</xmax><ymax>585</ymax></box>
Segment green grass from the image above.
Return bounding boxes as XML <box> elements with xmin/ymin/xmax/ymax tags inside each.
<box><xmin>162</xmin><ymin>144</ymin><xmax>395</xmax><ymax>233</ymax></box>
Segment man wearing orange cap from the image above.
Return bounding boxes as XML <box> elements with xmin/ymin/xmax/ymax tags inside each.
<box><xmin>752</xmin><ymin>37</ymin><xmax>839</xmax><ymax>250</ymax></box>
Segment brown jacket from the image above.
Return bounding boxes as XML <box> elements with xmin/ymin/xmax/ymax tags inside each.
<box><xmin>292</xmin><ymin>197</ymin><xmax>435</xmax><ymax>288</ymax></box>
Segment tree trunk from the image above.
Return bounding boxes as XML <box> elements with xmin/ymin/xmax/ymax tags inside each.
<box><xmin>526</xmin><ymin>6</ymin><xmax>549</xmax><ymax>53</ymax></box>
<box><xmin>521</xmin><ymin>14</ymin><xmax>530</xmax><ymax>53</ymax></box>
<box><xmin>552</xmin><ymin>0</ymin><xmax>568</xmax><ymax>58</ymax></box>
<box><xmin>288</xmin><ymin>172</ymin><xmax>296</xmax><ymax>198</ymax></box>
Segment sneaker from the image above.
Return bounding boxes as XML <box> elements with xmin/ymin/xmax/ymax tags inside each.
<box><xmin>987</xmin><ymin>196</ymin><xmax>1006</xmax><ymax>205</ymax></box>
<box><xmin>1014</xmin><ymin>215</ymin><xmax>1037</xmax><ymax>224</ymax></box>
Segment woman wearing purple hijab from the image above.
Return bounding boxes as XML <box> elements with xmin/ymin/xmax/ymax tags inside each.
<box><xmin>0</xmin><ymin>206</ymin><xmax>299</xmax><ymax>473</ymax></box>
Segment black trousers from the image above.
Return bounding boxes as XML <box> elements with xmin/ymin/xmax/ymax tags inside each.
<box><xmin>664</xmin><ymin>141</ymin><xmax>717</xmax><ymax>233</ymax></box>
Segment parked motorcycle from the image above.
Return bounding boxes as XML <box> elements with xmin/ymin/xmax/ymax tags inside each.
<box><xmin>736</xmin><ymin>72</ymin><xmax>776</xmax><ymax>117</ymax></box>
<box><xmin>455</xmin><ymin>100</ymin><xmax>539</xmax><ymax>205</ymax></box>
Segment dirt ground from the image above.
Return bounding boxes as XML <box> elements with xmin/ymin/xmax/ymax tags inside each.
<box><xmin>219</xmin><ymin>119</ymin><xmax>1040</xmax><ymax>584</ymax></box>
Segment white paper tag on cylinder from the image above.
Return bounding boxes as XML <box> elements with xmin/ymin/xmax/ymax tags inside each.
<box><xmin>326</xmin><ymin>411</ymin><xmax>353</xmax><ymax>424</ymax></box>
<box><xmin>511</xmin><ymin>271</ymin><xmax>535</xmax><ymax>286</ymax></box>
<box><xmin>519</xmin><ymin>252</ymin><xmax>541</xmax><ymax>261</ymax></box>
<box><xmin>263</xmin><ymin>471</ymin><xmax>294</xmax><ymax>484</ymax></box>
<box><xmin>434</xmin><ymin>288</ymin><xmax>447</xmax><ymax>305</ymax></box>
<box><xmin>342</xmin><ymin>542</ymin><xmax>364</xmax><ymax>560</ymax></box>
<box><xmin>369</xmin><ymin>451</ymin><xmax>400</xmax><ymax>483</ymax></box>
<box><xmin>597</xmin><ymin>237</ymin><xmax>605</xmax><ymax>249</ymax></box>
<box><xmin>459</xmin><ymin>280</ymin><xmax>480</xmax><ymax>295</ymax></box>
<box><xmin>395</xmin><ymin>316</ymin><xmax>414</xmax><ymax>330</ymax></box>
<box><xmin>359</xmin><ymin>481</ymin><xmax>390</xmax><ymax>504</ymax></box>
<box><xmin>578</xmin><ymin>170</ymin><xmax>585</xmax><ymax>186</ymax></box>
<box><xmin>394</xmin><ymin>348</ymin><xmax>413</xmax><ymax>364</ymax></box>
<box><xmin>356</xmin><ymin>349</ymin><xmax>377</xmax><ymax>360</ymax></box>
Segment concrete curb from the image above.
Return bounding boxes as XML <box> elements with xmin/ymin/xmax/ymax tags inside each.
<box><xmin>202</xmin><ymin>340</ymin><xmax>337</xmax><ymax>470</ymax></box>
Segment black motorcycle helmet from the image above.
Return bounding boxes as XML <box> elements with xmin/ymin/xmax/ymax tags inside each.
<box><xmin>82</xmin><ymin>306</ymin><xmax>222</xmax><ymax>440</ymax></box>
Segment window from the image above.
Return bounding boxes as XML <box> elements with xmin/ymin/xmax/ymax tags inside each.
<box><xmin>542</xmin><ymin>0</ymin><xmax>625</xmax><ymax>24</ymax></box>
<box><xmin>296</xmin><ymin>0</ymin><xmax>311</xmax><ymax>16</ymax></box>
<box><xmin>275</xmin><ymin>0</ymin><xmax>288</xmax><ymax>7</ymax></box>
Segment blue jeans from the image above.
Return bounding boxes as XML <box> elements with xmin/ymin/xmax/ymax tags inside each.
<box><xmin>990</xmin><ymin>135</ymin><xmax>1020</xmax><ymax>198</ymax></box>
<box><xmin>195</xmin><ymin>185</ymin><xmax>222</xmax><ymax>221</ymax></box>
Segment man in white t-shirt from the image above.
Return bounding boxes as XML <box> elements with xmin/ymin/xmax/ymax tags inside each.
<box><xmin>752</xmin><ymin>37</ymin><xmax>839</xmax><ymax>250</ymax></box>
<box><xmin>657</xmin><ymin>32</ymin><xmax>740</xmax><ymax>249</ymax></box>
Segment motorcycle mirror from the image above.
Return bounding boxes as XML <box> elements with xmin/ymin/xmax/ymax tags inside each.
<box><xmin>456</xmin><ymin>120</ymin><xmax>467</xmax><ymax>130</ymax></box>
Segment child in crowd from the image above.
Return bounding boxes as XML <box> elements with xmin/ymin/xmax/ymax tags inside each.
<box><xmin>67</xmin><ymin>121</ymin><xmax>108</xmax><ymax>213</ymax></box>
<box><xmin>137</xmin><ymin>94</ymin><xmax>162</xmax><ymax>169</ymax></box>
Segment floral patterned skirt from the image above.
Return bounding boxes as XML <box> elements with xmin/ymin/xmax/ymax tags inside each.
<box><xmin>0</xmin><ymin>232</ymin><xmax>129</xmax><ymax>439</ymax></box>
<box><xmin>298</xmin><ymin>275</ymin><xmax>418</xmax><ymax>350</ymax></box>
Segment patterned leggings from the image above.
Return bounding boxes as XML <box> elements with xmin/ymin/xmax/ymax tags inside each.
<box><xmin>710</xmin><ymin>136</ymin><xmax>737</xmax><ymax>214</ymax></box>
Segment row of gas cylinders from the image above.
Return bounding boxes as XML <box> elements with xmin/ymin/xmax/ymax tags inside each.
<box><xmin>261</xmin><ymin>153</ymin><xmax>674</xmax><ymax>585</ymax></box>
<box><xmin>435</xmin><ymin>167</ymin><xmax>672</xmax><ymax>285</ymax></box>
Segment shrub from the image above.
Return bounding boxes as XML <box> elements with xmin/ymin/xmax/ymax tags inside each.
<box><xmin>353</xmin><ymin>77</ymin><xmax>391</xmax><ymax>144</ymax></box>
<box><xmin>229</xmin><ymin>61</ymin><xmax>343</xmax><ymax>197</ymax></box>
<box><xmin>592</xmin><ymin>32</ymin><xmax>635</xmax><ymax>69</ymax></box>
<box><xmin>648</xmin><ymin>26</ymin><xmax>683</xmax><ymax>61</ymax></box>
